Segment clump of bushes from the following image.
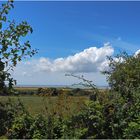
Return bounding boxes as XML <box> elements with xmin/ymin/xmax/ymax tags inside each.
<box><xmin>8</xmin><ymin>114</ymin><xmax>68</xmax><ymax>139</ymax></box>
<box><xmin>68</xmin><ymin>88</ymin><xmax>91</xmax><ymax>96</ymax></box>
<box><xmin>0</xmin><ymin>91</ymin><xmax>140</xmax><ymax>139</ymax></box>
<box><xmin>37</xmin><ymin>88</ymin><xmax>60</xmax><ymax>96</ymax></box>
<box><xmin>1</xmin><ymin>90</ymin><xmax>139</xmax><ymax>139</ymax></box>
<box><xmin>0</xmin><ymin>98</ymin><xmax>28</xmax><ymax>136</ymax></box>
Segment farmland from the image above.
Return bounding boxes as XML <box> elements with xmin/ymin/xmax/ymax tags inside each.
<box><xmin>0</xmin><ymin>94</ymin><xmax>88</xmax><ymax>117</ymax></box>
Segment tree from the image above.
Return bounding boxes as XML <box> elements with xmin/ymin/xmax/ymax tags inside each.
<box><xmin>103</xmin><ymin>52</ymin><xmax>140</xmax><ymax>100</ymax></box>
<box><xmin>0</xmin><ymin>0</ymin><xmax>37</xmax><ymax>94</ymax></box>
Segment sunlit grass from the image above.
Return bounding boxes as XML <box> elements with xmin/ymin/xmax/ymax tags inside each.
<box><xmin>0</xmin><ymin>95</ymin><xmax>88</xmax><ymax>118</ymax></box>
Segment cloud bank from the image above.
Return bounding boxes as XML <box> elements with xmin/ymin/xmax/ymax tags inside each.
<box><xmin>13</xmin><ymin>43</ymin><xmax>140</xmax><ymax>85</ymax></box>
<box><xmin>36</xmin><ymin>42</ymin><xmax>114</xmax><ymax>73</ymax></box>
<box><xmin>11</xmin><ymin>43</ymin><xmax>114</xmax><ymax>85</ymax></box>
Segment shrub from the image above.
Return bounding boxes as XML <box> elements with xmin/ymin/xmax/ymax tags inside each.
<box><xmin>103</xmin><ymin>52</ymin><xmax>140</xmax><ymax>100</ymax></box>
<box><xmin>123</xmin><ymin>120</ymin><xmax>140</xmax><ymax>139</ymax></box>
<box><xmin>7</xmin><ymin>114</ymin><xmax>64</xmax><ymax>139</ymax></box>
<box><xmin>0</xmin><ymin>98</ymin><xmax>28</xmax><ymax>136</ymax></box>
<box><xmin>64</xmin><ymin>100</ymin><xmax>105</xmax><ymax>139</ymax></box>
<box><xmin>8</xmin><ymin>114</ymin><xmax>33</xmax><ymax>139</ymax></box>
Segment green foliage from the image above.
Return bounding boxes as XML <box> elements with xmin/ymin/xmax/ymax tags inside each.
<box><xmin>0</xmin><ymin>98</ymin><xmax>28</xmax><ymax>136</ymax></box>
<box><xmin>123</xmin><ymin>120</ymin><xmax>140</xmax><ymax>139</ymax></box>
<box><xmin>30</xmin><ymin>115</ymin><xmax>49</xmax><ymax>139</ymax></box>
<box><xmin>103</xmin><ymin>52</ymin><xmax>140</xmax><ymax>100</ymax></box>
<box><xmin>45</xmin><ymin>116</ymin><xmax>64</xmax><ymax>139</ymax></box>
<box><xmin>0</xmin><ymin>89</ymin><xmax>140</xmax><ymax>139</ymax></box>
<box><xmin>68</xmin><ymin>88</ymin><xmax>91</xmax><ymax>96</ymax></box>
<box><xmin>63</xmin><ymin>100</ymin><xmax>105</xmax><ymax>139</ymax></box>
<box><xmin>8</xmin><ymin>114</ymin><xmax>33</xmax><ymax>139</ymax></box>
<box><xmin>0</xmin><ymin>0</ymin><xmax>37</xmax><ymax>94</ymax></box>
<box><xmin>7</xmin><ymin>113</ymin><xmax>64</xmax><ymax>139</ymax></box>
<box><xmin>37</xmin><ymin>88</ymin><xmax>59</xmax><ymax>96</ymax></box>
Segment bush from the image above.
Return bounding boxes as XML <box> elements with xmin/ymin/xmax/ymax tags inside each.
<box><xmin>8</xmin><ymin>114</ymin><xmax>64</xmax><ymax>139</ymax></box>
<box><xmin>68</xmin><ymin>88</ymin><xmax>91</xmax><ymax>96</ymax></box>
<box><xmin>64</xmin><ymin>100</ymin><xmax>105</xmax><ymax>139</ymax></box>
<box><xmin>0</xmin><ymin>98</ymin><xmax>28</xmax><ymax>136</ymax></box>
<box><xmin>103</xmin><ymin>52</ymin><xmax>140</xmax><ymax>100</ymax></box>
<box><xmin>37</xmin><ymin>88</ymin><xmax>60</xmax><ymax>96</ymax></box>
<box><xmin>8</xmin><ymin>114</ymin><xmax>33</xmax><ymax>139</ymax></box>
<box><xmin>124</xmin><ymin>120</ymin><xmax>140</xmax><ymax>139</ymax></box>
<box><xmin>0</xmin><ymin>90</ymin><xmax>140</xmax><ymax>139</ymax></box>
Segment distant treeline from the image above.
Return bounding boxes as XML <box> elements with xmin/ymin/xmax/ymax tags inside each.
<box><xmin>14</xmin><ymin>87</ymin><xmax>94</xmax><ymax>96</ymax></box>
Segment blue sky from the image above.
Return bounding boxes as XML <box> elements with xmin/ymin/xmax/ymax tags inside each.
<box><xmin>6</xmin><ymin>1</ymin><xmax>140</xmax><ymax>86</ymax></box>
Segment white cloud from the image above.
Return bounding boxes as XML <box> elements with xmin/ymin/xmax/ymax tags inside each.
<box><xmin>36</xmin><ymin>43</ymin><xmax>114</xmax><ymax>73</ymax></box>
<box><xmin>11</xmin><ymin>43</ymin><xmax>140</xmax><ymax>86</ymax></box>
<box><xmin>134</xmin><ymin>49</ymin><xmax>140</xmax><ymax>57</ymax></box>
<box><xmin>11</xmin><ymin>43</ymin><xmax>114</xmax><ymax>85</ymax></box>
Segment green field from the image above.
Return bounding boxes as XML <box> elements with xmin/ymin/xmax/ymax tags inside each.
<box><xmin>0</xmin><ymin>95</ymin><xmax>88</xmax><ymax>117</ymax></box>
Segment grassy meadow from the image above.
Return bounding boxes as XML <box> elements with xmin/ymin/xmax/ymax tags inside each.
<box><xmin>0</xmin><ymin>88</ymin><xmax>89</xmax><ymax>117</ymax></box>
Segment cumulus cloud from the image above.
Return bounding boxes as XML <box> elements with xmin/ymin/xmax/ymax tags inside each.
<box><xmin>134</xmin><ymin>49</ymin><xmax>140</xmax><ymax>57</ymax></box>
<box><xmin>36</xmin><ymin>43</ymin><xmax>114</xmax><ymax>73</ymax></box>
<box><xmin>11</xmin><ymin>43</ymin><xmax>140</xmax><ymax>85</ymax></box>
<box><xmin>11</xmin><ymin>43</ymin><xmax>114</xmax><ymax>85</ymax></box>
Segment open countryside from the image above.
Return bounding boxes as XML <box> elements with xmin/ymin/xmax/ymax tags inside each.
<box><xmin>0</xmin><ymin>0</ymin><xmax>140</xmax><ymax>139</ymax></box>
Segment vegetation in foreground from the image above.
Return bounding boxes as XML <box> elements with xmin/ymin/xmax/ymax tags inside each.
<box><xmin>0</xmin><ymin>0</ymin><xmax>140</xmax><ymax>139</ymax></box>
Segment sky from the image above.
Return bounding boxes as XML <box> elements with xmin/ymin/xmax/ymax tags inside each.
<box><xmin>3</xmin><ymin>1</ymin><xmax>140</xmax><ymax>86</ymax></box>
